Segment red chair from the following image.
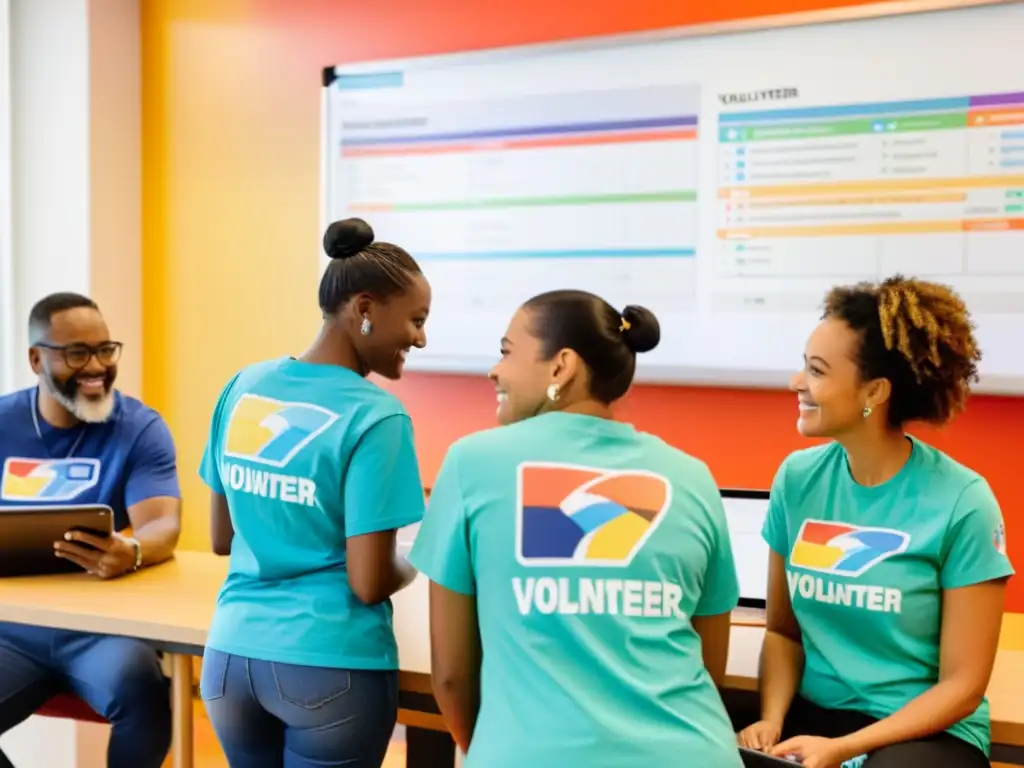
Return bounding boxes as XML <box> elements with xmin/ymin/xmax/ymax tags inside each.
<box><xmin>34</xmin><ymin>692</ymin><xmax>107</xmax><ymax>724</ymax></box>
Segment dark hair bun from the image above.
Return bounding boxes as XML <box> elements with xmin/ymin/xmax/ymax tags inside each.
<box><xmin>620</xmin><ymin>305</ymin><xmax>660</xmax><ymax>354</ymax></box>
<box><xmin>323</xmin><ymin>218</ymin><xmax>374</xmax><ymax>260</ymax></box>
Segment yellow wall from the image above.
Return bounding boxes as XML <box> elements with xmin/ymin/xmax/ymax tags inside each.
<box><xmin>142</xmin><ymin>1</ymin><xmax>323</xmax><ymax>550</ymax></box>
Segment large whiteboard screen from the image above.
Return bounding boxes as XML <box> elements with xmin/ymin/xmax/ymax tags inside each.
<box><xmin>323</xmin><ymin>2</ymin><xmax>1024</xmax><ymax>393</ymax></box>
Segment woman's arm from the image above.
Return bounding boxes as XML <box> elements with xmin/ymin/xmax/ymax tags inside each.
<box><xmin>344</xmin><ymin>415</ymin><xmax>427</xmax><ymax>604</ymax></box>
<box><xmin>406</xmin><ymin>443</ymin><xmax>479</xmax><ymax>752</ymax></box>
<box><xmin>692</xmin><ymin>612</ymin><xmax>731</xmax><ymax>687</ymax></box>
<box><xmin>829</xmin><ymin>580</ymin><xmax>1006</xmax><ymax>758</ymax></box>
<box><xmin>760</xmin><ymin>550</ymin><xmax>805</xmax><ymax>728</ymax></box>
<box><xmin>429</xmin><ymin>581</ymin><xmax>481</xmax><ymax>754</ymax></box>
<box><xmin>347</xmin><ymin>531</ymin><xmax>417</xmax><ymax>604</ymax></box>
<box><xmin>689</xmin><ymin>470</ymin><xmax>741</xmax><ymax>689</ymax></box>
<box><xmin>210</xmin><ymin>491</ymin><xmax>234</xmax><ymax>555</ymax></box>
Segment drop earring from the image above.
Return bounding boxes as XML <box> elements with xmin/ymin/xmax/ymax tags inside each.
<box><xmin>862</xmin><ymin>405</ymin><xmax>872</xmax><ymax>419</ymax></box>
<box><xmin>360</xmin><ymin>316</ymin><xmax>372</xmax><ymax>336</ymax></box>
<box><xmin>546</xmin><ymin>384</ymin><xmax>560</xmax><ymax>402</ymax></box>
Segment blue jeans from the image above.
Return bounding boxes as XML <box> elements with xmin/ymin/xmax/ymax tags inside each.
<box><xmin>201</xmin><ymin>649</ymin><xmax>398</xmax><ymax>768</ymax></box>
<box><xmin>0</xmin><ymin>622</ymin><xmax>171</xmax><ymax>768</ymax></box>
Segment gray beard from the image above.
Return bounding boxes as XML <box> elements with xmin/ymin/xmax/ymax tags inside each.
<box><xmin>47</xmin><ymin>376</ymin><xmax>115</xmax><ymax>424</ymax></box>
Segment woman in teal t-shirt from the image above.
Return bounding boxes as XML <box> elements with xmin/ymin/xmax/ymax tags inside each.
<box><xmin>738</xmin><ymin>277</ymin><xmax>1014</xmax><ymax>768</ymax></box>
<box><xmin>410</xmin><ymin>290</ymin><xmax>744</xmax><ymax>768</ymax></box>
<box><xmin>198</xmin><ymin>219</ymin><xmax>431</xmax><ymax>768</ymax></box>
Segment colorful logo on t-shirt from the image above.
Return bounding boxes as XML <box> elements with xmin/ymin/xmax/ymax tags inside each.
<box><xmin>516</xmin><ymin>462</ymin><xmax>671</xmax><ymax>567</ymax></box>
<box><xmin>995</xmin><ymin>520</ymin><xmax>1007</xmax><ymax>556</ymax></box>
<box><xmin>790</xmin><ymin>520</ymin><xmax>910</xmax><ymax>578</ymax></box>
<box><xmin>224</xmin><ymin>394</ymin><xmax>338</xmax><ymax>468</ymax></box>
<box><xmin>1</xmin><ymin>457</ymin><xmax>101</xmax><ymax>502</ymax></box>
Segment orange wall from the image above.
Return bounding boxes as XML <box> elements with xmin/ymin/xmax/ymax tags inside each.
<box><xmin>139</xmin><ymin>0</ymin><xmax>1024</xmax><ymax>612</ymax></box>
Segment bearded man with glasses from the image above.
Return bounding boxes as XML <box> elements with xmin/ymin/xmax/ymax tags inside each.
<box><xmin>0</xmin><ymin>292</ymin><xmax>182</xmax><ymax>768</ymax></box>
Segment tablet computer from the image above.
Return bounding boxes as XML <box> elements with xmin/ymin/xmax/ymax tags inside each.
<box><xmin>739</xmin><ymin>747</ymin><xmax>799</xmax><ymax>766</ymax></box>
<box><xmin>0</xmin><ymin>504</ymin><xmax>114</xmax><ymax>577</ymax></box>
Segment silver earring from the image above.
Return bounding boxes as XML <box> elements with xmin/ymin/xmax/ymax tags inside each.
<box><xmin>360</xmin><ymin>316</ymin><xmax>372</xmax><ymax>336</ymax></box>
<box><xmin>546</xmin><ymin>384</ymin><xmax>560</xmax><ymax>402</ymax></box>
<box><xmin>863</xmin><ymin>406</ymin><xmax>872</xmax><ymax>419</ymax></box>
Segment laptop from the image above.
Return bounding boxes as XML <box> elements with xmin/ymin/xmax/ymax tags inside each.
<box><xmin>0</xmin><ymin>504</ymin><xmax>114</xmax><ymax>577</ymax></box>
<box><xmin>720</xmin><ymin>488</ymin><xmax>771</xmax><ymax>611</ymax></box>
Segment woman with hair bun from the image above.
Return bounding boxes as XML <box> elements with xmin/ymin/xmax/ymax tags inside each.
<box><xmin>410</xmin><ymin>290</ymin><xmax>744</xmax><ymax>767</ymax></box>
<box><xmin>739</xmin><ymin>276</ymin><xmax>1014</xmax><ymax>768</ymax></box>
<box><xmin>198</xmin><ymin>219</ymin><xmax>432</xmax><ymax>767</ymax></box>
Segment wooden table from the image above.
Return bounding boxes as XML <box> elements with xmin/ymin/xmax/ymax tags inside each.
<box><xmin>0</xmin><ymin>551</ymin><xmax>224</xmax><ymax>768</ymax></box>
<box><xmin>1</xmin><ymin>553</ymin><xmax>1021</xmax><ymax>767</ymax></box>
<box><xmin>0</xmin><ymin>551</ymin><xmax>460</xmax><ymax>768</ymax></box>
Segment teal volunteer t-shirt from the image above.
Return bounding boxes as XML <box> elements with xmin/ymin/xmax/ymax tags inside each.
<box><xmin>199</xmin><ymin>357</ymin><xmax>426</xmax><ymax>670</ymax></box>
<box><xmin>763</xmin><ymin>437</ymin><xmax>1014</xmax><ymax>755</ymax></box>
<box><xmin>410</xmin><ymin>412</ymin><xmax>743</xmax><ymax>768</ymax></box>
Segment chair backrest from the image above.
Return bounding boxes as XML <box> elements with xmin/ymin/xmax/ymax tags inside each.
<box><xmin>739</xmin><ymin>747</ymin><xmax>798</xmax><ymax>766</ymax></box>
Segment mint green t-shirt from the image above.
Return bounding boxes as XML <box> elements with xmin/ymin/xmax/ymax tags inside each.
<box><xmin>762</xmin><ymin>437</ymin><xmax>1014</xmax><ymax>755</ymax></box>
<box><xmin>409</xmin><ymin>412</ymin><xmax>742</xmax><ymax>768</ymax></box>
<box><xmin>198</xmin><ymin>358</ymin><xmax>425</xmax><ymax>669</ymax></box>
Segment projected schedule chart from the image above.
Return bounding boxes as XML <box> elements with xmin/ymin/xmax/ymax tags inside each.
<box><xmin>333</xmin><ymin>84</ymin><xmax>700</xmax><ymax>360</ymax></box>
<box><xmin>713</xmin><ymin>90</ymin><xmax>1024</xmax><ymax>313</ymax></box>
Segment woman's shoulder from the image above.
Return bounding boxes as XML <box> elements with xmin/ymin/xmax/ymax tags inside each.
<box><xmin>778</xmin><ymin>441</ymin><xmax>843</xmax><ymax>479</ymax></box>
<box><xmin>631</xmin><ymin>432</ymin><xmax>716</xmax><ymax>481</ymax></box>
<box><xmin>219</xmin><ymin>358</ymin><xmax>294</xmax><ymax>400</ymax></box>
<box><xmin>910</xmin><ymin>437</ymin><xmax>980</xmax><ymax>478</ymax></box>
<box><xmin>908</xmin><ymin>437</ymin><xmax>989</xmax><ymax>500</ymax></box>
<box><xmin>446</xmin><ymin>422</ymin><xmax>522</xmax><ymax>460</ymax></box>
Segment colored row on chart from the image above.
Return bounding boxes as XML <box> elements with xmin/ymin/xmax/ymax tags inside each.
<box><xmin>718</xmin><ymin>176</ymin><xmax>1024</xmax><ymax>199</ymax></box>
<box><xmin>718</xmin><ymin>218</ymin><xmax>1024</xmax><ymax>239</ymax></box>
<box><xmin>349</xmin><ymin>190</ymin><xmax>696</xmax><ymax>212</ymax></box>
<box><xmin>341</xmin><ymin>115</ymin><xmax>697</xmax><ymax>157</ymax></box>
<box><xmin>408</xmin><ymin>248</ymin><xmax>695</xmax><ymax>261</ymax></box>
<box><xmin>723</xmin><ymin>192</ymin><xmax>968</xmax><ymax>208</ymax></box>
<box><xmin>718</xmin><ymin>91</ymin><xmax>1024</xmax><ymax>141</ymax></box>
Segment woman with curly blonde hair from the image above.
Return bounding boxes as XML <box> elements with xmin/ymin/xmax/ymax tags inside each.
<box><xmin>737</xmin><ymin>276</ymin><xmax>1014</xmax><ymax>768</ymax></box>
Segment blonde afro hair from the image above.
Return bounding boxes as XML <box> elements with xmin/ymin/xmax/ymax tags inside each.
<box><xmin>822</xmin><ymin>275</ymin><xmax>981</xmax><ymax>427</ymax></box>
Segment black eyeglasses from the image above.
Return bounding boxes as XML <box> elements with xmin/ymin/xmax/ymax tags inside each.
<box><xmin>35</xmin><ymin>342</ymin><xmax>123</xmax><ymax>370</ymax></box>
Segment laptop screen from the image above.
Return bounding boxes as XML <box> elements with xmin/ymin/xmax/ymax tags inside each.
<box><xmin>720</xmin><ymin>489</ymin><xmax>771</xmax><ymax>608</ymax></box>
